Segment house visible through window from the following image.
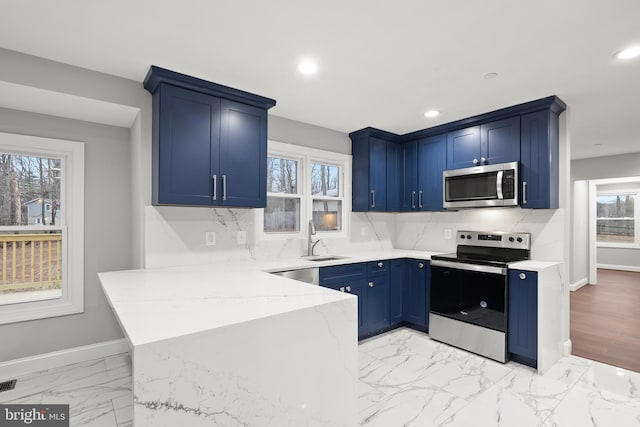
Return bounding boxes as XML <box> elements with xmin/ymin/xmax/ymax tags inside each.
<box><xmin>262</xmin><ymin>141</ymin><xmax>350</xmax><ymax>238</ymax></box>
<box><xmin>0</xmin><ymin>132</ymin><xmax>84</xmax><ymax>324</ymax></box>
<box><xmin>596</xmin><ymin>193</ymin><xmax>637</xmax><ymax>245</ymax></box>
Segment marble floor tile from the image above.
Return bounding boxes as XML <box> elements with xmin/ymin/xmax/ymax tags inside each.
<box><xmin>4</xmin><ymin>329</ymin><xmax>640</xmax><ymax>427</ymax></box>
<box><xmin>360</xmin><ymin>382</ymin><xmax>468</xmax><ymax>427</ymax></box>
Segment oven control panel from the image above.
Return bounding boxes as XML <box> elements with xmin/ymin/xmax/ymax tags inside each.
<box><xmin>456</xmin><ymin>230</ymin><xmax>530</xmax><ymax>250</ymax></box>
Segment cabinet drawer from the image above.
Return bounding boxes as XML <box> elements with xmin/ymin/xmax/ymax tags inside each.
<box><xmin>367</xmin><ymin>260</ymin><xmax>388</xmax><ymax>275</ymax></box>
<box><xmin>320</xmin><ymin>263</ymin><xmax>366</xmax><ymax>285</ymax></box>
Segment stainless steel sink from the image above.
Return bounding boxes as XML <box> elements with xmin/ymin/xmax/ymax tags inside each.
<box><xmin>270</xmin><ymin>268</ymin><xmax>319</xmax><ymax>285</ymax></box>
<box><xmin>300</xmin><ymin>255</ymin><xmax>350</xmax><ymax>262</ymax></box>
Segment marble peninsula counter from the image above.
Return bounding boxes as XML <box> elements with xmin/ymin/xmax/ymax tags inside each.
<box><xmin>99</xmin><ymin>249</ymin><xmax>564</xmax><ymax>426</ymax></box>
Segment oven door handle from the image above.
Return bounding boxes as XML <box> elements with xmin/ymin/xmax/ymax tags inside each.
<box><xmin>430</xmin><ymin>259</ymin><xmax>507</xmax><ymax>275</ymax></box>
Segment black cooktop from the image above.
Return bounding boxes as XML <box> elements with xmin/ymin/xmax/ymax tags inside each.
<box><xmin>430</xmin><ymin>253</ymin><xmax>522</xmax><ymax>268</ymax></box>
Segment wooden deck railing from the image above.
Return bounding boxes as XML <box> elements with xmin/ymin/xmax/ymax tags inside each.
<box><xmin>0</xmin><ymin>233</ymin><xmax>62</xmax><ymax>293</ymax></box>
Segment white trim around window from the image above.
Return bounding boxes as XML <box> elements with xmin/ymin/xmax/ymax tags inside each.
<box><xmin>258</xmin><ymin>141</ymin><xmax>351</xmax><ymax>241</ymax></box>
<box><xmin>0</xmin><ymin>132</ymin><xmax>84</xmax><ymax>324</ymax></box>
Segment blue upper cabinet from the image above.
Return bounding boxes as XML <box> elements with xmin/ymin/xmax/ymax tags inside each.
<box><xmin>219</xmin><ymin>100</ymin><xmax>267</xmax><ymax>207</ymax></box>
<box><xmin>520</xmin><ymin>107</ymin><xmax>563</xmax><ymax>209</ymax></box>
<box><xmin>401</xmin><ymin>140</ymin><xmax>418</xmax><ymax>211</ymax></box>
<box><xmin>446</xmin><ymin>126</ymin><xmax>480</xmax><ymax>169</ymax></box>
<box><xmin>446</xmin><ymin>117</ymin><xmax>520</xmax><ymax>170</ymax></box>
<box><xmin>417</xmin><ymin>134</ymin><xmax>446</xmax><ymax>211</ymax></box>
<box><xmin>481</xmin><ymin>116</ymin><xmax>521</xmax><ymax>165</ymax></box>
<box><xmin>350</xmin><ymin>129</ymin><xmax>401</xmax><ymax>212</ymax></box>
<box><xmin>351</xmin><ymin>96</ymin><xmax>565</xmax><ymax>212</ymax></box>
<box><xmin>144</xmin><ymin>66</ymin><xmax>275</xmax><ymax>207</ymax></box>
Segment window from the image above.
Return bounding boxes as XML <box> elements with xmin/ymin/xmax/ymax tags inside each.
<box><xmin>0</xmin><ymin>132</ymin><xmax>84</xmax><ymax>324</ymax></box>
<box><xmin>596</xmin><ymin>192</ymin><xmax>638</xmax><ymax>247</ymax></box>
<box><xmin>261</xmin><ymin>141</ymin><xmax>350</xmax><ymax>239</ymax></box>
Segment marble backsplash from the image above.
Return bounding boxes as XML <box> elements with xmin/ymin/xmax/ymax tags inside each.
<box><xmin>144</xmin><ymin>206</ymin><xmax>395</xmax><ymax>268</ymax></box>
<box><xmin>144</xmin><ymin>206</ymin><xmax>564</xmax><ymax>268</ymax></box>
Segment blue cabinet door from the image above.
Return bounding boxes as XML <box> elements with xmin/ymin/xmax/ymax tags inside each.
<box><xmin>156</xmin><ymin>84</ymin><xmax>220</xmax><ymax>205</ymax></box>
<box><xmin>481</xmin><ymin>116</ymin><xmax>521</xmax><ymax>165</ymax></box>
<box><xmin>401</xmin><ymin>141</ymin><xmax>418</xmax><ymax>211</ymax></box>
<box><xmin>417</xmin><ymin>134</ymin><xmax>446</xmax><ymax>211</ymax></box>
<box><xmin>403</xmin><ymin>259</ymin><xmax>428</xmax><ymax>328</ymax></box>
<box><xmin>446</xmin><ymin>126</ymin><xmax>480</xmax><ymax>169</ymax></box>
<box><xmin>369</xmin><ymin>137</ymin><xmax>387</xmax><ymax>211</ymax></box>
<box><xmin>520</xmin><ymin>110</ymin><xmax>559</xmax><ymax>209</ymax></box>
<box><xmin>386</xmin><ymin>142</ymin><xmax>402</xmax><ymax>212</ymax></box>
<box><xmin>508</xmin><ymin>270</ymin><xmax>538</xmax><ymax>366</ymax></box>
<box><xmin>389</xmin><ymin>260</ymin><xmax>404</xmax><ymax>325</ymax></box>
<box><xmin>219</xmin><ymin>100</ymin><xmax>267</xmax><ymax>208</ymax></box>
<box><xmin>351</xmin><ymin>134</ymin><xmax>371</xmax><ymax>212</ymax></box>
<box><xmin>365</xmin><ymin>273</ymin><xmax>390</xmax><ymax>334</ymax></box>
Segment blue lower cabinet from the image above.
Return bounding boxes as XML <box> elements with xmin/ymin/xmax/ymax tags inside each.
<box><xmin>508</xmin><ymin>270</ymin><xmax>538</xmax><ymax>368</ymax></box>
<box><xmin>389</xmin><ymin>260</ymin><xmax>405</xmax><ymax>325</ymax></box>
<box><xmin>319</xmin><ymin>259</ymin><xmax>431</xmax><ymax>339</ymax></box>
<box><xmin>365</xmin><ymin>273</ymin><xmax>390</xmax><ymax>334</ymax></box>
<box><xmin>403</xmin><ymin>260</ymin><xmax>430</xmax><ymax>330</ymax></box>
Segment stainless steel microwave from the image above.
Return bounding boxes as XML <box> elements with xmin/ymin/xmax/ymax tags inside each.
<box><xmin>443</xmin><ymin>161</ymin><xmax>518</xmax><ymax>209</ymax></box>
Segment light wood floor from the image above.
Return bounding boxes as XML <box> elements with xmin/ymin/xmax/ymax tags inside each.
<box><xmin>571</xmin><ymin>268</ymin><xmax>640</xmax><ymax>373</ymax></box>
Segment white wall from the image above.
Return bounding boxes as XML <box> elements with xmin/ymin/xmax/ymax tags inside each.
<box><xmin>572</xmin><ymin>181</ymin><xmax>589</xmax><ymax>286</ymax></box>
<box><xmin>0</xmin><ymin>108</ymin><xmax>133</xmax><ymax>361</ymax></box>
<box><xmin>571</xmin><ymin>153</ymin><xmax>640</xmax><ymax>279</ymax></box>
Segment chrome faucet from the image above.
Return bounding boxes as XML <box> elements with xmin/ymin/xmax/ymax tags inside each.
<box><xmin>308</xmin><ymin>220</ymin><xmax>319</xmax><ymax>256</ymax></box>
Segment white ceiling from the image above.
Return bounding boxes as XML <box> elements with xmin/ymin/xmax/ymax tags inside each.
<box><xmin>1</xmin><ymin>0</ymin><xmax>639</xmax><ymax>159</ymax></box>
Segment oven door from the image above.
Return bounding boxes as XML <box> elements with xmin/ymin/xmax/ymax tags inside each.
<box><xmin>429</xmin><ymin>259</ymin><xmax>509</xmax><ymax>362</ymax></box>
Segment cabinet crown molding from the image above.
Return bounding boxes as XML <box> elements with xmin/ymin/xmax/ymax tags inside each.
<box><xmin>143</xmin><ymin>65</ymin><xmax>276</xmax><ymax>110</ymax></box>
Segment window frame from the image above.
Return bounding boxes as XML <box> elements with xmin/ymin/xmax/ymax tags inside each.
<box><xmin>258</xmin><ymin>141</ymin><xmax>351</xmax><ymax>241</ymax></box>
<box><xmin>0</xmin><ymin>132</ymin><xmax>84</xmax><ymax>324</ymax></box>
<box><xmin>596</xmin><ymin>190</ymin><xmax>639</xmax><ymax>249</ymax></box>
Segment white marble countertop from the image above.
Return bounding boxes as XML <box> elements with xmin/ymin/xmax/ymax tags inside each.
<box><xmin>99</xmin><ymin>249</ymin><xmax>560</xmax><ymax>348</ymax></box>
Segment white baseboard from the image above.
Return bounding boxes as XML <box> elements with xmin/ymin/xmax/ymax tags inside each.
<box><xmin>597</xmin><ymin>264</ymin><xmax>640</xmax><ymax>273</ymax></box>
<box><xmin>0</xmin><ymin>339</ymin><xmax>130</xmax><ymax>380</ymax></box>
<box><xmin>570</xmin><ymin>277</ymin><xmax>589</xmax><ymax>291</ymax></box>
<box><xmin>563</xmin><ymin>339</ymin><xmax>572</xmax><ymax>356</ymax></box>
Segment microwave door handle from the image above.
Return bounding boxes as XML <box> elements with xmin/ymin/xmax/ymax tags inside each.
<box><xmin>496</xmin><ymin>170</ymin><xmax>504</xmax><ymax>199</ymax></box>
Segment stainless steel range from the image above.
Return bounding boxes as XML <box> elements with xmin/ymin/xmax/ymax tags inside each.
<box><xmin>429</xmin><ymin>230</ymin><xmax>531</xmax><ymax>363</ymax></box>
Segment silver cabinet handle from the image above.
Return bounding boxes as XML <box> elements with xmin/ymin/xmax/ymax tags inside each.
<box><xmin>411</xmin><ymin>191</ymin><xmax>416</xmax><ymax>209</ymax></box>
<box><xmin>519</xmin><ymin>272</ymin><xmax>527</xmax><ymax>280</ymax></box>
<box><xmin>212</xmin><ymin>175</ymin><xmax>217</xmax><ymax>201</ymax></box>
<box><xmin>340</xmin><ymin>287</ymin><xmax>345</xmax><ymax>292</ymax></box>
<box><xmin>418</xmin><ymin>262</ymin><xmax>424</xmax><ymax>269</ymax></box>
<box><xmin>496</xmin><ymin>170</ymin><xmax>504</xmax><ymax>200</ymax></box>
<box><xmin>377</xmin><ymin>262</ymin><xmax>383</xmax><ymax>268</ymax></box>
<box><xmin>222</xmin><ymin>175</ymin><xmax>227</xmax><ymax>201</ymax></box>
<box><xmin>473</xmin><ymin>158</ymin><xmax>479</xmax><ymax>165</ymax></box>
<box><xmin>346</xmin><ymin>285</ymin><xmax>352</xmax><ymax>292</ymax></box>
<box><xmin>418</xmin><ymin>190</ymin><xmax>423</xmax><ymax>209</ymax></box>
<box><xmin>481</xmin><ymin>157</ymin><xmax>487</xmax><ymax>164</ymax></box>
<box><xmin>522</xmin><ymin>181</ymin><xmax>527</xmax><ymax>205</ymax></box>
<box><xmin>368</xmin><ymin>282</ymin><xmax>374</xmax><ymax>288</ymax></box>
<box><xmin>371</xmin><ymin>190</ymin><xmax>375</xmax><ymax>208</ymax></box>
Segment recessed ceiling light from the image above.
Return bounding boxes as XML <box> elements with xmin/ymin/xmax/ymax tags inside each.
<box><xmin>484</xmin><ymin>72</ymin><xmax>499</xmax><ymax>79</ymax></box>
<box><xmin>297</xmin><ymin>59</ymin><xmax>318</xmax><ymax>75</ymax></box>
<box><xmin>424</xmin><ymin>110</ymin><xmax>440</xmax><ymax>118</ymax></box>
<box><xmin>616</xmin><ymin>46</ymin><xmax>640</xmax><ymax>60</ymax></box>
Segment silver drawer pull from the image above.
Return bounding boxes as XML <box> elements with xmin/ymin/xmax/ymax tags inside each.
<box><xmin>212</xmin><ymin>175</ymin><xmax>217</xmax><ymax>201</ymax></box>
<box><xmin>339</xmin><ymin>287</ymin><xmax>345</xmax><ymax>292</ymax></box>
<box><xmin>519</xmin><ymin>272</ymin><xmax>527</xmax><ymax>280</ymax></box>
<box><xmin>346</xmin><ymin>285</ymin><xmax>351</xmax><ymax>292</ymax></box>
<box><xmin>377</xmin><ymin>262</ymin><xmax>383</xmax><ymax>268</ymax></box>
<box><xmin>368</xmin><ymin>282</ymin><xmax>374</xmax><ymax>288</ymax></box>
<box><xmin>418</xmin><ymin>262</ymin><xmax>424</xmax><ymax>269</ymax></box>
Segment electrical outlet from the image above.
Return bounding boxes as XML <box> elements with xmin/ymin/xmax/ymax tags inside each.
<box><xmin>205</xmin><ymin>231</ymin><xmax>216</xmax><ymax>246</ymax></box>
<box><xmin>237</xmin><ymin>230</ymin><xmax>247</xmax><ymax>245</ymax></box>
<box><xmin>444</xmin><ymin>229</ymin><xmax>452</xmax><ymax>240</ymax></box>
